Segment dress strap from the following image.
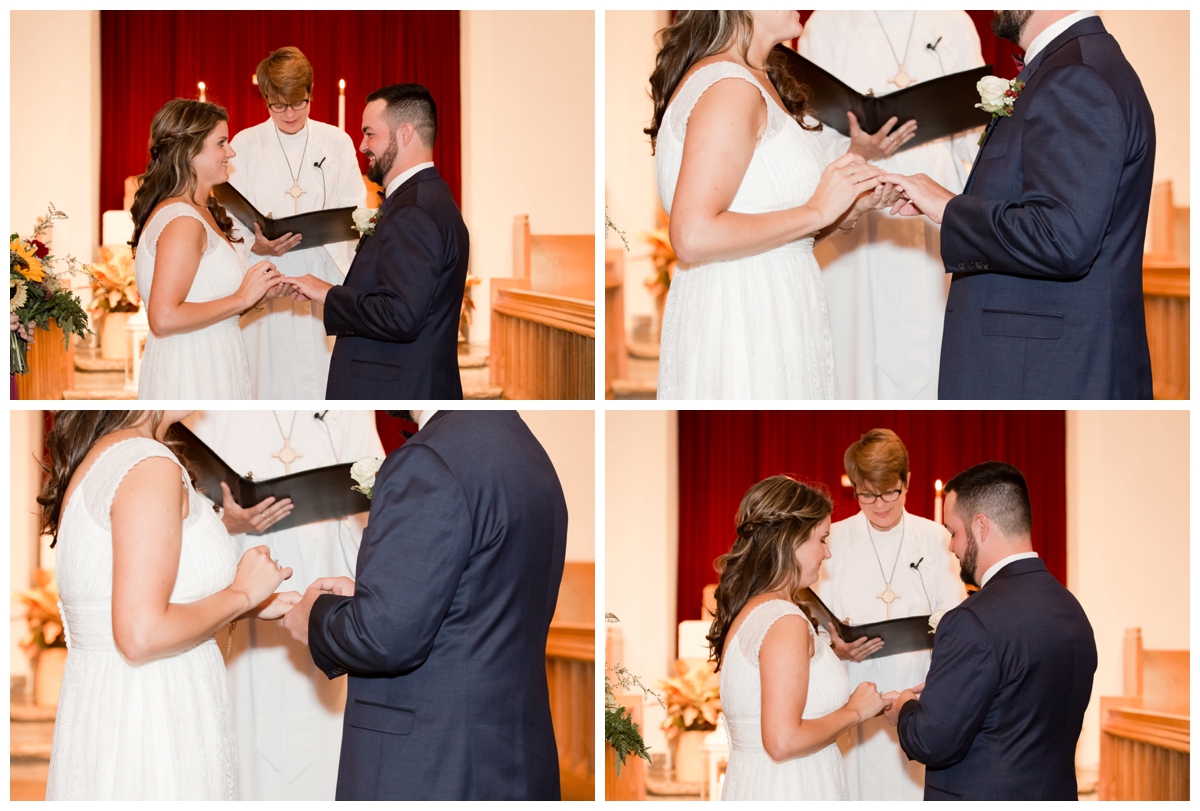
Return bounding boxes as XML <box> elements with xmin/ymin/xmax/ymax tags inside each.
<box><xmin>666</xmin><ymin>61</ymin><xmax>776</xmax><ymax>143</ymax></box>
<box><xmin>79</xmin><ymin>438</ymin><xmax>189</xmax><ymax>532</ymax></box>
<box><xmin>735</xmin><ymin>599</ymin><xmax>809</xmax><ymax>670</ymax></box>
<box><xmin>138</xmin><ymin>202</ymin><xmax>211</xmax><ymax>258</ymax></box>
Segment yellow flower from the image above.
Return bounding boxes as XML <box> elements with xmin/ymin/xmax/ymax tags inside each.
<box><xmin>11</xmin><ymin>278</ymin><xmax>28</xmax><ymax>311</ymax></box>
<box><xmin>11</xmin><ymin>239</ymin><xmax>45</xmax><ymax>283</ymax></box>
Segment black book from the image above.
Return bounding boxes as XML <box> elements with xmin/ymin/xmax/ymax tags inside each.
<box><xmin>167</xmin><ymin>424</ymin><xmax>372</xmax><ymax>536</ymax></box>
<box><xmin>797</xmin><ymin>587</ymin><xmax>933</xmax><ymax>661</ymax></box>
<box><xmin>212</xmin><ymin>182</ymin><xmax>359</xmax><ymax>247</ymax></box>
<box><xmin>776</xmin><ymin>47</ymin><xmax>993</xmax><ymax>152</ymax></box>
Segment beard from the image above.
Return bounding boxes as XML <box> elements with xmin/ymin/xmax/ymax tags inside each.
<box><xmin>387</xmin><ymin>410</ymin><xmax>415</xmax><ymax>422</ymax></box>
<box><xmin>365</xmin><ymin>132</ymin><xmax>399</xmax><ymax>186</ymax></box>
<box><xmin>958</xmin><ymin>525</ymin><xmax>980</xmax><ymax>587</ymax></box>
<box><xmin>991</xmin><ymin>11</ymin><xmax>1033</xmax><ymax>46</ymax></box>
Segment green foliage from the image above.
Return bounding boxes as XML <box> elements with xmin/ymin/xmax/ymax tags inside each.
<box><xmin>606</xmin><ymin>704</ymin><xmax>651</xmax><ymax>777</ymax></box>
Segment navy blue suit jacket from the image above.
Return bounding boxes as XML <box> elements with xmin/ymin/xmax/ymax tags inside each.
<box><xmin>324</xmin><ymin>167</ymin><xmax>470</xmax><ymax>399</ymax></box>
<box><xmin>897</xmin><ymin>557</ymin><xmax>1097</xmax><ymax>800</ymax></box>
<box><xmin>939</xmin><ymin>17</ymin><xmax>1154</xmax><ymax>399</ymax></box>
<box><xmin>308</xmin><ymin>410</ymin><xmax>568</xmax><ymax>800</ymax></box>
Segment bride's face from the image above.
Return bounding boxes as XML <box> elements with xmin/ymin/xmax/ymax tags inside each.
<box><xmin>750</xmin><ymin>10</ymin><xmax>803</xmax><ymax>46</ymax></box>
<box><xmin>192</xmin><ymin>121</ymin><xmax>235</xmax><ymax>187</ymax></box>
<box><xmin>794</xmin><ymin>516</ymin><xmax>832</xmax><ymax>588</ymax></box>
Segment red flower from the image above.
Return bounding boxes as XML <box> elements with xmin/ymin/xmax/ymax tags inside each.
<box><xmin>29</xmin><ymin>239</ymin><xmax>49</xmax><ymax>259</ymax></box>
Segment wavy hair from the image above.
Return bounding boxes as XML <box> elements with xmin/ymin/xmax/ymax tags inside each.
<box><xmin>37</xmin><ymin>411</ymin><xmax>193</xmax><ymax>547</ymax></box>
<box><xmin>129</xmin><ymin>99</ymin><xmax>242</xmax><ymax>252</ymax></box>
<box><xmin>707</xmin><ymin>475</ymin><xmax>833</xmax><ymax>671</ymax></box>
<box><xmin>645</xmin><ymin>11</ymin><xmax>820</xmax><ymax>152</ymax></box>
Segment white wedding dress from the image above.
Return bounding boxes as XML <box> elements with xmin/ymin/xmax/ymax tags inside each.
<box><xmin>720</xmin><ymin>600</ymin><xmax>850</xmax><ymax>800</ymax></box>
<box><xmin>45</xmin><ymin>438</ymin><xmax>239</xmax><ymax>800</ymax></box>
<box><xmin>135</xmin><ymin>202</ymin><xmax>253</xmax><ymax>399</ymax></box>
<box><xmin>655</xmin><ymin>62</ymin><xmax>839</xmax><ymax>399</ymax></box>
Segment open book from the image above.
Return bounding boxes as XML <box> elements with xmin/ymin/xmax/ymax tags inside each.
<box><xmin>167</xmin><ymin>424</ymin><xmax>372</xmax><ymax>536</ymax></box>
<box><xmin>213</xmin><ymin>183</ymin><xmax>359</xmax><ymax>247</ymax></box>
<box><xmin>798</xmin><ymin>587</ymin><xmax>933</xmax><ymax>661</ymax></box>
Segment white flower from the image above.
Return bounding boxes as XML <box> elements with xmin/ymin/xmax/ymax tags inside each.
<box><xmin>975</xmin><ymin>75</ymin><xmax>1012</xmax><ymax>114</ymax></box>
<box><xmin>350</xmin><ymin>456</ymin><xmax>383</xmax><ymax>498</ymax></box>
<box><xmin>928</xmin><ymin>609</ymin><xmax>947</xmax><ymax>634</ymax></box>
<box><xmin>11</xmin><ymin>279</ymin><xmax>28</xmax><ymax>312</ymax></box>
<box><xmin>351</xmin><ymin>207</ymin><xmax>379</xmax><ymax>235</ymax></box>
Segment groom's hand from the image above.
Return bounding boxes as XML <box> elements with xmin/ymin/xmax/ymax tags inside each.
<box><xmin>281</xmin><ymin>585</ymin><xmax>326</xmax><ymax>646</ymax></box>
<box><xmin>878</xmin><ymin>172</ymin><xmax>954</xmax><ymax>224</ymax></box>
<box><xmin>288</xmin><ymin>274</ymin><xmax>333</xmax><ymax>305</ymax></box>
<box><xmin>884</xmin><ymin>687</ymin><xmax>918</xmax><ymax>727</ymax></box>
<box><xmin>310</xmin><ymin>576</ymin><xmax>355</xmax><ymax>597</ymax></box>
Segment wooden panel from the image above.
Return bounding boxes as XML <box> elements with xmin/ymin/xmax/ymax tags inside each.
<box><xmin>530</xmin><ymin>235</ymin><xmax>595</xmax><ymax>301</ymax></box>
<box><xmin>15</xmin><ymin>320</ymin><xmax>75</xmax><ymax>400</ymax></box>
<box><xmin>490</xmin><ymin>288</ymin><xmax>595</xmax><ymax>400</ymax></box>
<box><xmin>604</xmin><ymin>694</ymin><xmax>647</xmax><ymax>801</ymax></box>
<box><xmin>548</xmin><ymin>562</ymin><xmax>595</xmax><ymax>800</ymax></box>
<box><xmin>605</xmin><ymin>248</ymin><xmax>627</xmax><ymax>398</ymax></box>
<box><xmin>1143</xmin><ymin>268</ymin><xmax>1190</xmax><ymax>400</ymax></box>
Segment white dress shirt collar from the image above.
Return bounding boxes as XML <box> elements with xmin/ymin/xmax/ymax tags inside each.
<box><xmin>980</xmin><ymin>551</ymin><xmax>1040</xmax><ymax>588</ymax></box>
<box><xmin>1024</xmin><ymin>11</ymin><xmax>1097</xmax><ymax>64</ymax></box>
<box><xmin>417</xmin><ymin>409</ymin><xmax>439</xmax><ymax>431</ymax></box>
<box><xmin>385</xmin><ymin>161</ymin><xmax>436</xmax><ymax>200</ymax></box>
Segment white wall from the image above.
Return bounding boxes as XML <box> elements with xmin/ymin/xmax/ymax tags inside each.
<box><xmin>461</xmin><ymin>11</ymin><xmax>596</xmax><ymax>346</ymax></box>
<box><xmin>605</xmin><ymin>11</ymin><xmax>669</xmax><ymax>334</ymax></box>
<box><xmin>520</xmin><ymin>409</ymin><xmax>595</xmax><ymax>563</ymax></box>
<box><xmin>10</xmin><ymin>11</ymin><xmax>102</xmax><ymax>275</ymax></box>
<box><xmin>1066</xmin><ymin>410</ymin><xmax>1189</xmax><ymax>772</ymax></box>
<box><xmin>604</xmin><ymin>409</ymin><xmax>677</xmax><ymax>756</ymax></box>
<box><xmin>1099</xmin><ymin>11</ymin><xmax>1190</xmax><ymax>205</ymax></box>
<box><xmin>10</xmin><ymin>412</ymin><xmax>47</xmax><ymax>682</ymax></box>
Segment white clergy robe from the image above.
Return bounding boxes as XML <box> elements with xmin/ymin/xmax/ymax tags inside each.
<box><xmin>799</xmin><ymin>11</ymin><xmax>983</xmax><ymax>399</ymax></box>
<box><xmin>184</xmin><ymin>410</ymin><xmax>384</xmax><ymax>801</ymax></box>
<box><xmin>813</xmin><ymin>510</ymin><xmax>967</xmax><ymax>800</ymax></box>
<box><xmin>227</xmin><ymin>119</ymin><xmax>366</xmax><ymax>400</ymax></box>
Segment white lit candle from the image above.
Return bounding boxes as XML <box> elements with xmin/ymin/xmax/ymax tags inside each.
<box><xmin>198</xmin><ymin>81</ymin><xmax>206</xmax><ymax>103</ymax></box>
<box><xmin>338</xmin><ymin>79</ymin><xmax>346</xmax><ymax>132</ymax></box>
<box><xmin>934</xmin><ymin>479</ymin><xmax>944</xmax><ymax>525</ymax></box>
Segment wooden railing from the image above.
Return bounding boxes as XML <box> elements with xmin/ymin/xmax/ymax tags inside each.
<box><xmin>15</xmin><ymin>320</ymin><xmax>75</xmax><ymax>400</ymax></box>
<box><xmin>605</xmin><ymin>248</ymin><xmax>627</xmax><ymax>398</ymax></box>
<box><xmin>1142</xmin><ymin>180</ymin><xmax>1189</xmax><ymax>400</ymax></box>
<box><xmin>548</xmin><ymin>562</ymin><xmax>595</xmax><ymax>800</ymax></box>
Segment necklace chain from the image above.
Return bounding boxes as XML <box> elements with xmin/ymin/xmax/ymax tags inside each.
<box><xmin>274</xmin><ymin>123</ymin><xmax>310</xmax><ymax>185</ymax></box>
<box><xmin>864</xmin><ymin>513</ymin><xmax>906</xmax><ymax>618</ymax></box>
<box><xmin>874</xmin><ymin>11</ymin><xmax>918</xmax><ymax>88</ymax></box>
<box><xmin>272</xmin><ymin>410</ymin><xmax>298</xmax><ymax>441</ymax></box>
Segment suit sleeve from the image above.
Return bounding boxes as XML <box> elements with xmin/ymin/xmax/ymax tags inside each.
<box><xmin>897</xmin><ymin>605</ymin><xmax>998</xmax><ymax>768</ymax></box>
<box><xmin>322</xmin><ymin>203</ymin><xmax>445</xmax><ymax>343</ymax></box>
<box><xmin>941</xmin><ymin>63</ymin><xmax>1128</xmax><ymax>280</ymax></box>
<box><xmin>308</xmin><ymin>444</ymin><xmax>472</xmax><ymax>677</ymax></box>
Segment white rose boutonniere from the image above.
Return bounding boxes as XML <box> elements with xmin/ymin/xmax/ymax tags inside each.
<box><xmin>350</xmin><ymin>456</ymin><xmax>384</xmax><ymax>499</ymax></box>
<box><xmin>975</xmin><ymin>76</ymin><xmax>1025</xmax><ymax>146</ymax></box>
<box><xmin>928</xmin><ymin>609</ymin><xmax>947</xmax><ymax>634</ymax></box>
<box><xmin>351</xmin><ymin>207</ymin><xmax>380</xmax><ymax>250</ymax></box>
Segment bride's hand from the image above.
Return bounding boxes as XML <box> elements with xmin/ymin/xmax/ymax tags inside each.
<box><xmin>255</xmin><ymin>590</ymin><xmax>302</xmax><ymax>620</ymax></box>
<box><xmin>845</xmin><ymin>681</ymin><xmax>888</xmax><ymax>723</ymax></box>
<box><xmin>807</xmin><ymin>152</ymin><xmax>884</xmax><ymax>229</ymax></box>
<box><xmin>230</xmin><ymin>545</ymin><xmax>293</xmax><ymax>610</ymax></box>
<box><xmin>236</xmin><ymin>261</ymin><xmax>286</xmax><ymax>310</ymax></box>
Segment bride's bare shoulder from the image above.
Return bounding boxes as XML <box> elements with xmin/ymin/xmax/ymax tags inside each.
<box><xmin>669</xmin><ymin>56</ymin><xmax>762</xmax><ymax>110</ymax></box>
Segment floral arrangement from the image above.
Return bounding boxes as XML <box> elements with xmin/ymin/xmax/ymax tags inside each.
<box><xmin>642</xmin><ymin>227</ymin><xmax>677</xmax><ymax>300</ymax></box>
<box><xmin>88</xmin><ymin>245</ymin><xmax>141</xmax><ymax>315</ymax></box>
<box><xmin>604</xmin><ymin>613</ymin><xmax>662</xmax><ymax>776</ymax></box>
<box><xmin>15</xmin><ymin>570</ymin><xmax>66</xmax><ymax>657</ymax></box>
<box><xmin>658</xmin><ymin>657</ymin><xmax>721</xmax><ymax>739</ymax></box>
<box><xmin>350</xmin><ymin>456</ymin><xmax>384</xmax><ymax>499</ymax></box>
<box><xmin>975</xmin><ymin>76</ymin><xmax>1025</xmax><ymax>145</ymax></box>
<box><xmin>351</xmin><ymin>207</ymin><xmax>380</xmax><ymax>239</ymax></box>
<box><xmin>11</xmin><ymin>204</ymin><xmax>93</xmax><ymax>374</ymax></box>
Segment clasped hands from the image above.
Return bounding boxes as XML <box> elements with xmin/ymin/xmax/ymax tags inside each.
<box><xmin>848</xmin><ymin>680</ymin><xmax>925</xmax><ymax>726</ymax></box>
<box><xmin>255</xmin><ymin>575</ymin><xmax>356</xmax><ymax>647</ymax></box>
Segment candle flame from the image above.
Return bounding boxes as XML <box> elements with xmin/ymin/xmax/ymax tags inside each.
<box><xmin>935</xmin><ymin>479</ymin><xmax>943</xmax><ymax>492</ymax></box>
<box><xmin>198</xmin><ymin>81</ymin><xmax>206</xmax><ymax>91</ymax></box>
<box><xmin>840</xmin><ymin>474</ymin><xmax>851</xmax><ymax>488</ymax></box>
<box><xmin>339</xmin><ymin>79</ymin><xmax>346</xmax><ymax>90</ymax></box>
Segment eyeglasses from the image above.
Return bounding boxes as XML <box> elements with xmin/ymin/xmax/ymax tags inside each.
<box><xmin>855</xmin><ymin>488</ymin><xmax>904</xmax><ymax>504</ymax></box>
<box><xmin>267</xmin><ymin>98</ymin><xmax>310</xmax><ymax>113</ymax></box>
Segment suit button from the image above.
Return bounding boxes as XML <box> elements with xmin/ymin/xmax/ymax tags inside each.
<box><xmin>958</xmin><ymin>263</ymin><xmax>966</xmax><ymax>270</ymax></box>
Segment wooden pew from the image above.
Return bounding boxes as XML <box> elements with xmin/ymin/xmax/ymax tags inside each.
<box><xmin>490</xmin><ymin>215</ymin><xmax>595</xmax><ymax>399</ymax></box>
<box><xmin>547</xmin><ymin>561</ymin><xmax>595</xmax><ymax>800</ymax></box>
<box><xmin>605</xmin><ymin>248</ymin><xmax>627</xmax><ymax>398</ymax></box>
<box><xmin>1143</xmin><ymin>181</ymin><xmax>1189</xmax><ymax>399</ymax></box>
<box><xmin>604</xmin><ymin>624</ymin><xmax>646</xmax><ymax>800</ymax></box>
<box><xmin>1098</xmin><ymin>627</ymin><xmax>1189</xmax><ymax>800</ymax></box>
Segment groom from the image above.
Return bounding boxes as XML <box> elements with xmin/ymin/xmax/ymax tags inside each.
<box><xmin>288</xmin><ymin>84</ymin><xmax>469</xmax><ymax>398</ymax></box>
<box><xmin>281</xmin><ymin>410</ymin><xmax>567</xmax><ymax>800</ymax></box>
<box><xmin>882</xmin><ymin>12</ymin><xmax>1155</xmax><ymax>399</ymax></box>
<box><xmin>883</xmin><ymin>462</ymin><xmax>1096</xmax><ymax>800</ymax></box>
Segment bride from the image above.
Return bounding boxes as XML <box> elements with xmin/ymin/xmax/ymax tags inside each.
<box><xmin>709</xmin><ymin>475</ymin><xmax>888</xmax><ymax>800</ymax></box>
<box><xmin>130</xmin><ymin>99</ymin><xmax>289</xmax><ymax>399</ymax></box>
<box><xmin>648</xmin><ymin>11</ymin><xmax>902</xmax><ymax>399</ymax></box>
<box><xmin>40</xmin><ymin>410</ymin><xmax>300</xmax><ymax>799</ymax></box>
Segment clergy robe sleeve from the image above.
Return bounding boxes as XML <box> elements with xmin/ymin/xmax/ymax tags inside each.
<box><xmin>308</xmin><ymin>444</ymin><xmax>472</xmax><ymax>678</ymax></box>
<box><xmin>941</xmin><ymin>63</ymin><xmax>1128</xmax><ymax>280</ymax></box>
<box><xmin>949</xmin><ymin>13</ymin><xmax>985</xmax><ymax>167</ymax></box>
<box><xmin>321</xmin><ymin>131</ymin><xmax>368</xmax><ymax>276</ymax></box>
<box><xmin>897</xmin><ymin>605</ymin><xmax>997</xmax><ymax>767</ymax></box>
<box><xmin>797</xmin><ymin>12</ymin><xmax>852</xmax><ymax>162</ymax></box>
<box><xmin>322</xmin><ymin>204</ymin><xmax>446</xmax><ymax>343</ymax></box>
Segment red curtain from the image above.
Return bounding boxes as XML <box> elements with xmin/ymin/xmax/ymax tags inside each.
<box><xmin>99</xmin><ymin>11</ymin><xmax>461</xmax><ymax>232</ymax></box>
<box><xmin>676</xmin><ymin>411</ymin><xmax>1066</xmax><ymax>630</ymax></box>
<box><xmin>373</xmin><ymin>410</ymin><xmax>416</xmax><ymax>455</ymax></box>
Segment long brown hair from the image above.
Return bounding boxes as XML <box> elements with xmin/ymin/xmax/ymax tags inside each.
<box><xmin>129</xmin><ymin>99</ymin><xmax>242</xmax><ymax>252</ymax></box>
<box><xmin>707</xmin><ymin>475</ymin><xmax>833</xmax><ymax>671</ymax></box>
<box><xmin>37</xmin><ymin>411</ymin><xmax>174</xmax><ymax>547</ymax></box>
<box><xmin>645</xmin><ymin>11</ymin><xmax>820</xmax><ymax>153</ymax></box>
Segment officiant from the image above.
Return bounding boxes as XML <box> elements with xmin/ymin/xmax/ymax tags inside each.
<box><xmin>228</xmin><ymin>47</ymin><xmax>366</xmax><ymax>400</ymax></box>
<box><xmin>799</xmin><ymin>12</ymin><xmax>983</xmax><ymax>399</ymax></box>
<box><xmin>813</xmin><ymin>428</ymin><xmax>966</xmax><ymax>800</ymax></box>
<box><xmin>185</xmin><ymin>410</ymin><xmax>384</xmax><ymax>800</ymax></box>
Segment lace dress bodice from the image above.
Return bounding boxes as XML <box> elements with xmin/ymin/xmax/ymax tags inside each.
<box><xmin>719</xmin><ymin>599</ymin><xmax>850</xmax><ymax>800</ymax></box>
<box><xmin>653</xmin><ymin>63</ymin><xmax>839</xmax><ymax>399</ymax></box>
<box><xmin>45</xmin><ymin>438</ymin><xmax>239</xmax><ymax>800</ymax></box>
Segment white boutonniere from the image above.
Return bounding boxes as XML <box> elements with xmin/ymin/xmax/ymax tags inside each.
<box><xmin>352</xmin><ymin>207</ymin><xmax>380</xmax><ymax>236</ymax></box>
<box><xmin>928</xmin><ymin>609</ymin><xmax>947</xmax><ymax>634</ymax></box>
<box><xmin>349</xmin><ymin>456</ymin><xmax>383</xmax><ymax>499</ymax></box>
<box><xmin>975</xmin><ymin>76</ymin><xmax>1025</xmax><ymax>146</ymax></box>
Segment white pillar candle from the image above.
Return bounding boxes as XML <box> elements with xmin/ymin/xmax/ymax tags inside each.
<box><xmin>338</xmin><ymin>79</ymin><xmax>346</xmax><ymax>132</ymax></box>
<box><xmin>934</xmin><ymin>479</ymin><xmax>944</xmax><ymax>525</ymax></box>
<box><xmin>198</xmin><ymin>81</ymin><xmax>206</xmax><ymax>103</ymax></box>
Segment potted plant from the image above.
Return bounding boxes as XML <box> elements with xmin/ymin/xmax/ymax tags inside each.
<box><xmin>659</xmin><ymin>658</ymin><xmax>721</xmax><ymax>784</ymax></box>
<box><xmin>15</xmin><ymin>569</ymin><xmax>68</xmax><ymax>708</ymax></box>
<box><xmin>88</xmin><ymin>245</ymin><xmax>141</xmax><ymax>360</ymax></box>
<box><xmin>604</xmin><ymin>613</ymin><xmax>660</xmax><ymax>780</ymax></box>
